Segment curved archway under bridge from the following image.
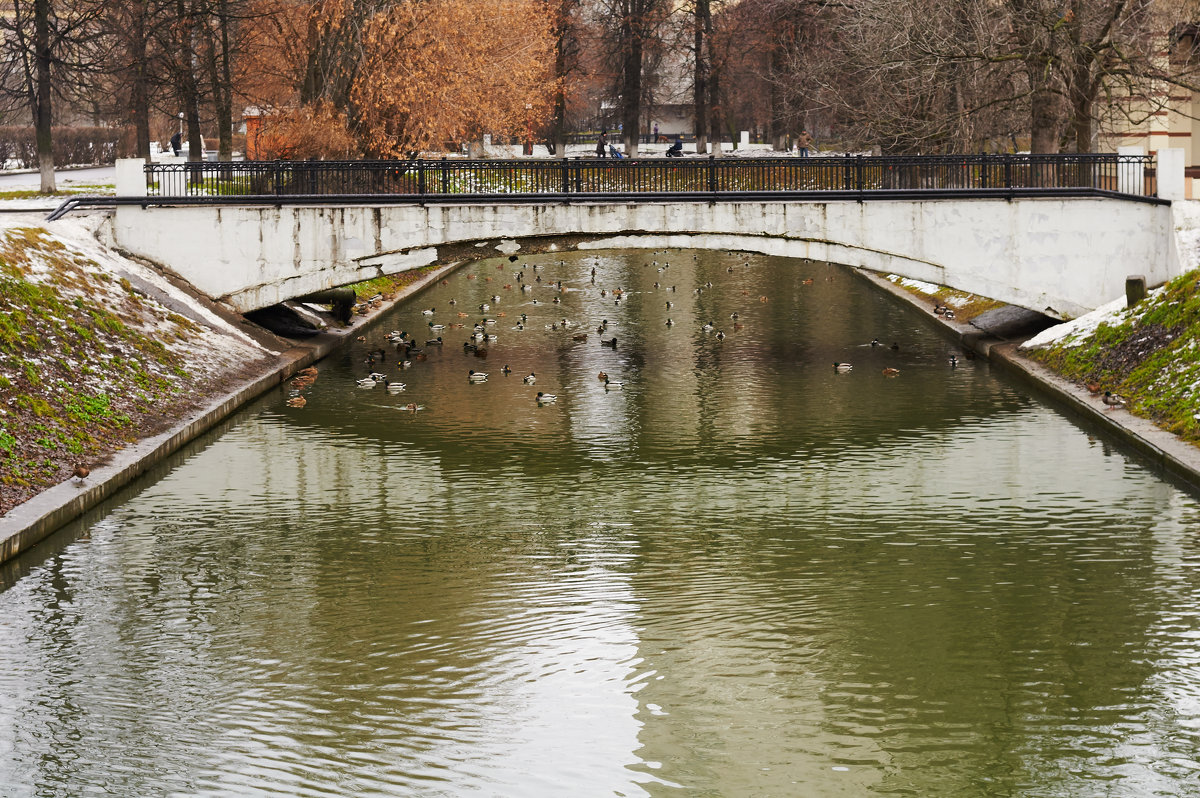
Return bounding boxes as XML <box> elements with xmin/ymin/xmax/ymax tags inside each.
<box><xmin>101</xmin><ymin>196</ymin><xmax>1180</xmax><ymax>320</ymax></box>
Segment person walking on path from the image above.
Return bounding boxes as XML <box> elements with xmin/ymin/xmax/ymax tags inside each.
<box><xmin>596</xmin><ymin>130</ymin><xmax>608</xmax><ymax>158</ymax></box>
<box><xmin>797</xmin><ymin>129</ymin><xmax>814</xmax><ymax>157</ymax></box>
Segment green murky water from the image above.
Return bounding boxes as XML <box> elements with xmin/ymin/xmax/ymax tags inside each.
<box><xmin>2</xmin><ymin>250</ymin><xmax>1199</xmax><ymax>797</ymax></box>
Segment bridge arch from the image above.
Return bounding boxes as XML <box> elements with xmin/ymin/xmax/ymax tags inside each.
<box><xmin>104</xmin><ymin>196</ymin><xmax>1178</xmax><ymax>320</ymax></box>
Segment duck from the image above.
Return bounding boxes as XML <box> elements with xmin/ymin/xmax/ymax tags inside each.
<box><xmin>833</xmin><ymin>362</ymin><xmax>853</xmax><ymax>373</ymax></box>
<box><xmin>479</xmin><ymin>303</ymin><xmax>490</xmax><ymax>311</ymax></box>
<box><xmin>891</xmin><ymin>342</ymin><xmax>900</xmax><ymax>351</ymax></box>
<box><xmin>501</xmin><ymin>365</ymin><xmax>512</xmax><ymax>375</ymax></box>
<box><xmin>286</xmin><ymin>396</ymin><xmax>307</xmax><ymax>407</ymax></box>
<box><xmin>422</xmin><ymin>308</ymin><xmax>435</xmax><ymax>315</ymax></box>
<box><xmin>665</xmin><ymin>318</ymin><xmax>674</xmax><ymax>327</ymax></box>
<box><xmin>400</xmin><ymin>360</ymin><xmax>412</xmax><ymax>369</ymax></box>
<box><xmin>425</xmin><ymin>336</ymin><xmax>443</xmax><ymax>346</ymax></box>
<box><xmin>715</xmin><ymin>331</ymin><xmax>726</xmax><ymax>340</ymax></box>
<box><xmin>1103</xmin><ymin>391</ymin><xmax>1127</xmax><ymax>409</ymax></box>
<box><xmin>882</xmin><ymin>367</ymin><xmax>900</xmax><ymax>377</ymax></box>
<box><xmin>601</xmin><ymin>337</ymin><xmax>617</xmax><ymax>348</ymax></box>
<box><xmin>870</xmin><ymin>338</ymin><xmax>880</xmax><ymax>347</ymax></box>
<box><xmin>536</xmin><ymin>392</ymin><xmax>557</xmax><ymax>404</ymax></box>
<box><xmin>468</xmin><ymin>370</ymin><xmax>489</xmax><ymax>382</ymax></box>
<box><xmin>604</xmin><ymin>377</ymin><xmax>624</xmax><ymax>390</ymax></box>
<box><xmin>356</xmin><ymin>376</ymin><xmax>379</xmax><ymax>388</ymax></box>
<box><xmin>933</xmin><ymin>304</ymin><xmax>947</xmax><ymax>315</ymax></box>
<box><xmin>949</xmin><ymin>355</ymin><xmax>959</xmax><ymax>368</ymax></box>
<box><xmin>72</xmin><ymin>463</ymin><xmax>90</xmax><ymax>482</ymax></box>
<box><xmin>943</xmin><ymin>309</ymin><xmax>956</xmax><ymax>320</ymax></box>
<box><xmin>428</xmin><ymin>321</ymin><xmax>445</xmax><ymax>331</ymax></box>
<box><xmin>573</xmin><ymin>333</ymin><xmax>588</xmax><ymax>341</ymax></box>
<box><xmin>524</xmin><ymin>373</ymin><xmax>537</xmax><ymax>384</ymax></box>
<box><xmin>702</xmin><ymin>321</ymin><xmax>715</xmax><ymax>331</ymax></box>
<box><xmin>730</xmin><ymin>312</ymin><xmax>739</xmax><ymax>320</ymax></box>
<box><xmin>597</xmin><ymin>371</ymin><xmax>608</xmax><ymax>381</ymax></box>
<box><xmin>384</xmin><ymin>380</ymin><xmax>406</xmax><ymax>394</ymax></box>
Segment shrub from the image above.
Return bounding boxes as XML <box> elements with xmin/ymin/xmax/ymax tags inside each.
<box><xmin>0</xmin><ymin>126</ymin><xmax>121</xmax><ymax>168</ymax></box>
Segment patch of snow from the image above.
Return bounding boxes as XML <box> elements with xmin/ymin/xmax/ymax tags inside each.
<box><xmin>1020</xmin><ymin>293</ymin><xmax>1150</xmax><ymax>349</ymax></box>
<box><xmin>887</xmin><ymin>274</ymin><xmax>941</xmax><ymax>294</ymax></box>
<box><xmin>2</xmin><ymin>213</ymin><xmax>271</xmax><ymax>390</ymax></box>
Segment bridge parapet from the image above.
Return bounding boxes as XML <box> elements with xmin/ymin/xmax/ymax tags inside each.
<box><xmin>129</xmin><ymin>152</ymin><xmax>1159</xmax><ymax>205</ymax></box>
<box><xmin>84</xmin><ymin>152</ymin><xmax>1183</xmax><ymax>319</ymax></box>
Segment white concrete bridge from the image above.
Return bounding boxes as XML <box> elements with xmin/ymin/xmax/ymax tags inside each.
<box><xmin>88</xmin><ymin>153</ymin><xmax>1186</xmax><ymax>320</ymax></box>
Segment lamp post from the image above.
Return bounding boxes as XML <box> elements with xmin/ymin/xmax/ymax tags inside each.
<box><xmin>178</xmin><ymin>111</ymin><xmax>184</xmax><ymax>137</ymax></box>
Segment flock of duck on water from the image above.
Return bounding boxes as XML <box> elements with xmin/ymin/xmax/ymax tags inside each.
<box><xmin>282</xmin><ymin>250</ymin><xmax>1085</xmax><ymax>412</ymax></box>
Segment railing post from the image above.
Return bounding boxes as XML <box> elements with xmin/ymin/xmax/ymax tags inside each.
<box><xmin>708</xmin><ymin>154</ymin><xmax>717</xmax><ymax>194</ymax></box>
<box><xmin>1003</xmin><ymin>153</ymin><xmax>1012</xmax><ymax>192</ymax></box>
<box><xmin>440</xmin><ymin>156</ymin><xmax>449</xmax><ymax>194</ymax></box>
<box><xmin>561</xmin><ymin>157</ymin><xmax>570</xmax><ymax>194</ymax></box>
<box><xmin>980</xmin><ymin>155</ymin><xmax>989</xmax><ymax>190</ymax></box>
<box><xmin>855</xmin><ymin>154</ymin><xmax>864</xmax><ymax>196</ymax></box>
<box><xmin>417</xmin><ymin>159</ymin><xmax>426</xmax><ymax>195</ymax></box>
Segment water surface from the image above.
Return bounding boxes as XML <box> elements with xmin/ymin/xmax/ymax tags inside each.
<box><xmin>2</xmin><ymin>250</ymin><xmax>1199</xmax><ymax>797</ymax></box>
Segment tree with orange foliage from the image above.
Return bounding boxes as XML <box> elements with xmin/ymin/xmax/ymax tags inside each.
<box><xmin>350</xmin><ymin>0</ymin><xmax>556</xmax><ymax>156</ymax></box>
<box><xmin>250</xmin><ymin>100</ymin><xmax>358</xmax><ymax>159</ymax></box>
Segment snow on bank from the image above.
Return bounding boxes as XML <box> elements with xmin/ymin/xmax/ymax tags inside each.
<box><xmin>0</xmin><ymin>212</ymin><xmax>270</xmax><ymax>380</ymax></box>
<box><xmin>1020</xmin><ymin>296</ymin><xmax>1131</xmax><ymax>349</ymax></box>
<box><xmin>885</xmin><ymin>274</ymin><xmax>980</xmax><ymax>307</ymax></box>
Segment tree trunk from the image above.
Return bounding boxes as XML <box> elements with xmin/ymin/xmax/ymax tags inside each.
<box><xmin>129</xmin><ymin>0</ymin><xmax>152</xmax><ymax>161</ymax></box>
<box><xmin>200</xmin><ymin>2</ymin><xmax>234</xmax><ymax>160</ymax></box>
<box><xmin>550</xmin><ymin>0</ymin><xmax>572</xmax><ymax>158</ymax></box>
<box><xmin>709</xmin><ymin>52</ymin><xmax>721</xmax><ymax>154</ymax></box>
<box><xmin>34</xmin><ymin>0</ymin><xmax>55</xmax><ymax>192</ymax></box>
<box><xmin>620</xmin><ymin>2</ymin><xmax>642</xmax><ymax>157</ymax></box>
<box><xmin>768</xmin><ymin>29</ymin><xmax>787</xmax><ymax>151</ymax></box>
<box><xmin>693</xmin><ymin>0</ymin><xmax>710</xmax><ymax>155</ymax></box>
<box><xmin>216</xmin><ymin>0</ymin><xmax>235</xmax><ymax>160</ymax></box>
<box><xmin>1028</xmin><ymin>58</ymin><xmax>1060</xmax><ymax>153</ymax></box>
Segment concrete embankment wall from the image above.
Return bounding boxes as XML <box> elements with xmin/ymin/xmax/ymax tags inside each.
<box><xmin>108</xmin><ymin>197</ymin><xmax>1178</xmax><ymax>320</ymax></box>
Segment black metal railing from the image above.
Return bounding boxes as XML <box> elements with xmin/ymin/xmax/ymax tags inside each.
<box><xmin>141</xmin><ymin>154</ymin><xmax>1157</xmax><ymax>203</ymax></box>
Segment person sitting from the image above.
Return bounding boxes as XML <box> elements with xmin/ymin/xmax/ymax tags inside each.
<box><xmin>666</xmin><ymin>137</ymin><xmax>684</xmax><ymax>157</ymax></box>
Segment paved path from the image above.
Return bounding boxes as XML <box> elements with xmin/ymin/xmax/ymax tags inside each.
<box><xmin>0</xmin><ymin>165</ymin><xmax>116</xmax><ymax>190</ymax></box>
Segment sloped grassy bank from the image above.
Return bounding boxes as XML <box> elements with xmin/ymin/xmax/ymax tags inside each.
<box><xmin>0</xmin><ymin>222</ymin><xmax>275</xmax><ymax>514</ymax></box>
<box><xmin>1021</xmin><ymin>268</ymin><xmax>1200</xmax><ymax>443</ymax></box>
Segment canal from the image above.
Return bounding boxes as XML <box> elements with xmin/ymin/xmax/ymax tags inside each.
<box><xmin>1</xmin><ymin>249</ymin><xmax>1199</xmax><ymax>797</ymax></box>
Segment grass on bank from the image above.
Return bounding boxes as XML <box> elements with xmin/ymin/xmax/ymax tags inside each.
<box><xmin>1024</xmin><ymin>268</ymin><xmax>1200</xmax><ymax>442</ymax></box>
<box><xmin>0</xmin><ymin>227</ymin><xmax>195</xmax><ymax>505</ymax></box>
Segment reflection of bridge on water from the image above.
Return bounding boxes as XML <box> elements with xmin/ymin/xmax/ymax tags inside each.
<box><xmin>51</xmin><ymin>153</ymin><xmax>1184</xmax><ymax>320</ymax></box>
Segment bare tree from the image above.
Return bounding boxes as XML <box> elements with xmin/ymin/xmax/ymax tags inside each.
<box><xmin>592</xmin><ymin>0</ymin><xmax>672</xmax><ymax>155</ymax></box>
<box><xmin>0</xmin><ymin>0</ymin><xmax>108</xmax><ymax>190</ymax></box>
